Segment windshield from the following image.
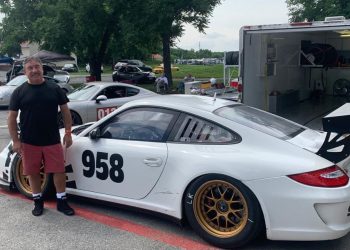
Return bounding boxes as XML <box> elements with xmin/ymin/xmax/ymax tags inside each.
<box><xmin>214</xmin><ymin>105</ymin><xmax>305</xmax><ymax>140</ymax></box>
<box><xmin>6</xmin><ymin>75</ymin><xmax>27</xmax><ymax>86</ymax></box>
<box><xmin>68</xmin><ymin>85</ymin><xmax>100</xmax><ymax>101</ymax></box>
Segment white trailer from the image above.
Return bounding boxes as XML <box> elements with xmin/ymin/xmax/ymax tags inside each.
<box><xmin>238</xmin><ymin>16</ymin><xmax>350</xmax><ymax>127</ymax></box>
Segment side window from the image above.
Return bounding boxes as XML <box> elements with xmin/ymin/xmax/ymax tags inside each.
<box><xmin>103</xmin><ymin>86</ymin><xmax>126</xmax><ymax>99</ymax></box>
<box><xmin>173</xmin><ymin>114</ymin><xmax>239</xmax><ymax>143</ymax></box>
<box><xmin>126</xmin><ymin>87</ymin><xmax>140</xmax><ymax>97</ymax></box>
<box><xmin>100</xmin><ymin>108</ymin><xmax>177</xmax><ymax>142</ymax></box>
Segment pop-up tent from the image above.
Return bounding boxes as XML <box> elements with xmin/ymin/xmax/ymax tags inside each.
<box><xmin>7</xmin><ymin>50</ymin><xmax>74</xmax><ymax>82</ymax></box>
<box><xmin>31</xmin><ymin>50</ymin><xmax>75</xmax><ymax>62</ymax></box>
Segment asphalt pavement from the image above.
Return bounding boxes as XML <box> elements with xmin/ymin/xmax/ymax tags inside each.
<box><xmin>0</xmin><ymin>103</ymin><xmax>350</xmax><ymax>249</ymax></box>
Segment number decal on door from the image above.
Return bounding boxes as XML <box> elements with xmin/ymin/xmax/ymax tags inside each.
<box><xmin>97</xmin><ymin>107</ymin><xmax>117</xmax><ymax>120</ymax></box>
<box><xmin>82</xmin><ymin>150</ymin><xmax>124</xmax><ymax>183</ymax></box>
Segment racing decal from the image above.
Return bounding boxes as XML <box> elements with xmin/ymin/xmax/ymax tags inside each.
<box><xmin>96</xmin><ymin>107</ymin><xmax>117</xmax><ymax>120</ymax></box>
<box><xmin>2</xmin><ymin>172</ymin><xmax>8</xmax><ymax>181</ymax></box>
<box><xmin>82</xmin><ymin>150</ymin><xmax>124</xmax><ymax>183</ymax></box>
<box><xmin>66</xmin><ymin>180</ymin><xmax>77</xmax><ymax>189</ymax></box>
<box><xmin>2</xmin><ymin>144</ymin><xmax>13</xmax><ymax>182</ymax></box>
<box><xmin>65</xmin><ymin>164</ymin><xmax>74</xmax><ymax>173</ymax></box>
<box><xmin>4</xmin><ymin>143</ymin><xmax>13</xmax><ymax>167</ymax></box>
<box><xmin>65</xmin><ymin>164</ymin><xmax>77</xmax><ymax>189</ymax></box>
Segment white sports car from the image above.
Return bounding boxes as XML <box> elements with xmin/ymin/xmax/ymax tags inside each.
<box><xmin>1</xmin><ymin>95</ymin><xmax>350</xmax><ymax>248</ymax></box>
<box><xmin>59</xmin><ymin>81</ymin><xmax>157</xmax><ymax>127</ymax></box>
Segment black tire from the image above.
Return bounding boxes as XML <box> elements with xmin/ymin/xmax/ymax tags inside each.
<box><xmin>57</xmin><ymin>110</ymin><xmax>82</xmax><ymax>128</ymax></box>
<box><xmin>184</xmin><ymin>174</ymin><xmax>264</xmax><ymax>249</ymax></box>
<box><xmin>11</xmin><ymin>154</ymin><xmax>54</xmax><ymax>199</ymax></box>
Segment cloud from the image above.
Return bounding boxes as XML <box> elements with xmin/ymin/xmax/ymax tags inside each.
<box><xmin>177</xmin><ymin>0</ymin><xmax>289</xmax><ymax>51</ymax></box>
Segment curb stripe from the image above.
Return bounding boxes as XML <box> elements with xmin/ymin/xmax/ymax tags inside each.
<box><xmin>0</xmin><ymin>189</ymin><xmax>216</xmax><ymax>250</ymax></box>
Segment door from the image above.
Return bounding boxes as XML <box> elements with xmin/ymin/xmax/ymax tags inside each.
<box><xmin>86</xmin><ymin>85</ymin><xmax>133</xmax><ymax>122</ymax></box>
<box><xmin>66</xmin><ymin>107</ymin><xmax>179</xmax><ymax>199</ymax></box>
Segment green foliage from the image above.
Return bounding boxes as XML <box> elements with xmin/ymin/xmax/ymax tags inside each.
<box><xmin>147</xmin><ymin>0</ymin><xmax>222</xmax><ymax>86</ymax></box>
<box><xmin>0</xmin><ymin>0</ymin><xmax>221</xmax><ymax>83</ymax></box>
<box><xmin>170</xmin><ymin>48</ymin><xmax>224</xmax><ymax>61</ymax></box>
<box><xmin>287</xmin><ymin>0</ymin><xmax>350</xmax><ymax>22</ymax></box>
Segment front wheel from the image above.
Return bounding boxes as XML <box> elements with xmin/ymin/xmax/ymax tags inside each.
<box><xmin>11</xmin><ymin>154</ymin><xmax>54</xmax><ymax>198</ymax></box>
<box><xmin>184</xmin><ymin>174</ymin><xmax>264</xmax><ymax>249</ymax></box>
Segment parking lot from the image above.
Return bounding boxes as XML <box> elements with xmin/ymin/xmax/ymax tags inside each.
<box><xmin>0</xmin><ymin>107</ymin><xmax>350</xmax><ymax>249</ymax></box>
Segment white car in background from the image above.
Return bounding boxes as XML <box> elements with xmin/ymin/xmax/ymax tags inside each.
<box><xmin>0</xmin><ymin>75</ymin><xmax>74</xmax><ymax>107</ymax></box>
<box><xmin>58</xmin><ymin>81</ymin><xmax>156</xmax><ymax>127</ymax></box>
<box><xmin>1</xmin><ymin>95</ymin><xmax>350</xmax><ymax>248</ymax></box>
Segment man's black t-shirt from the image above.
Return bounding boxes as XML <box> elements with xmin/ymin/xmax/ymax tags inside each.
<box><xmin>9</xmin><ymin>80</ymin><xmax>69</xmax><ymax>146</ymax></box>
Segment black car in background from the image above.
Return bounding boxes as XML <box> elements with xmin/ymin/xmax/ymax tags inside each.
<box><xmin>112</xmin><ymin>65</ymin><xmax>156</xmax><ymax>84</ymax></box>
<box><xmin>6</xmin><ymin>64</ymin><xmax>70</xmax><ymax>82</ymax></box>
<box><xmin>114</xmin><ymin>59</ymin><xmax>153</xmax><ymax>72</ymax></box>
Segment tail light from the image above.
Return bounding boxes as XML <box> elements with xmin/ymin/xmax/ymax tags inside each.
<box><xmin>288</xmin><ymin>165</ymin><xmax>349</xmax><ymax>187</ymax></box>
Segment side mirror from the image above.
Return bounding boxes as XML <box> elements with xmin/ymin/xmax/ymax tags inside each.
<box><xmin>89</xmin><ymin>127</ymin><xmax>101</xmax><ymax>139</ymax></box>
<box><xmin>96</xmin><ymin>95</ymin><xmax>107</xmax><ymax>103</ymax></box>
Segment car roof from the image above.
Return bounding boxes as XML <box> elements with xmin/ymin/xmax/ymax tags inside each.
<box><xmin>86</xmin><ymin>81</ymin><xmax>153</xmax><ymax>91</ymax></box>
<box><xmin>122</xmin><ymin>94</ymin><xmax>238</xmax><ymax>113</ymax></box>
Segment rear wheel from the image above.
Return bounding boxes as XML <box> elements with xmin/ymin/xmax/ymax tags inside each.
<box><xmin>184</xmin><ymin>174</ymin><xmax>264</xmax><ymax>248</ymax></box>
<box><xmin>11</xmin><ymin>154</ymin><xmax>54</xmax><ymax>198</ymax></box>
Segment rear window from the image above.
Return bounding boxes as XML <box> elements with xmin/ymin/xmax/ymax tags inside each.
<box><xmin>214</xmin><ymin>105</ymin><xmax>305</xmax><ymax>140</ymax></box>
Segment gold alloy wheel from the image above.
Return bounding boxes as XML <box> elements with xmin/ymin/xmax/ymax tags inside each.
<box><xmin>14</xmin><ymin>157</ymin><xmax>47</xmax><ymax>194</ymax></box>
<box><xmin>193</xmin><ymin>180</ymin><xmax>248</xmax><ymax>238</ymax></box>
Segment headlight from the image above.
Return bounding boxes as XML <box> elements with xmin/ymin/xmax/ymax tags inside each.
<box><xmin>149</xmin><ymin>72</ymin><xmax>155</xmax><ymax>77</ymax></box>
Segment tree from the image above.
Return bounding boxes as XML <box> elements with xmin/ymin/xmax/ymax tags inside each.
<box><xmin>287</xmin><ymin>0</ymin><xmax>350</xmax><ymax>22</ymax></box>
<box><xmin>0</xmin><ymin>0</ymin><xmax>158</xmax><ymax>80</ymax></box>
<box><xmin>0</xmin><ymin>0</ymin><xmax>45</xmax><ymax>56</ymax></box>
<box><xmin>148</xmin><ymin>0</ymin><xmax>221</xmax><ymax>88</ymax></box>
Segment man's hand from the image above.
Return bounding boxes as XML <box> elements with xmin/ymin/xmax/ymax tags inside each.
<box><xmin>63</xmin><ymin>134</ymin><xmax>72</xmax><ymax>148</ymax></box>
<box><xmin>12</xmin><ymin>140</ymin><xmax>21</xmax><ymax>154</ymax></box>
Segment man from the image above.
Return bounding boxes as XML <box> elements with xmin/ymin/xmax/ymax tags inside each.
<box><xmin>155</xmin><ymin>73</ymin><xmax>168</xmax><ymax>94</ymax></box>
<box><xmin>7</xmin><ymin>56</ymin><xmax>74</xmax><ymax>216</ymax></box>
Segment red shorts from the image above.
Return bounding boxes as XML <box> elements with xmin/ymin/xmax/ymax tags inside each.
<box><xmin>21</xmin><ymin>143</ymin><xmax>65</xmax><ymax>175</ymax></box>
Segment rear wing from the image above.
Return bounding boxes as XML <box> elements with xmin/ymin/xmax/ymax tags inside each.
<box><xmin>317</xmin><ymin>103</ymin><xmax>350</xmax><ymax>163</ymax></box>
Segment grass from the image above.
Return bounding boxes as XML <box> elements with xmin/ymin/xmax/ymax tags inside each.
<box><xmin>72</xmin><ymin>63</ymin><xmax>238</xmax><ymax>92</ymax></box>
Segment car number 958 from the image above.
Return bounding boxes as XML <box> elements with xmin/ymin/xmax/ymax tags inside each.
<box><xmin>82</xmin><ymin>150</ymin><xmax>124</xmax><ymax>183</ymax></box>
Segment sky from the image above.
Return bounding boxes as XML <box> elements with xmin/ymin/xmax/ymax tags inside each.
<box><xmin>176</xmin><ymin>0</ymin><xmax>290</xmax><ymax>52</ymax></box>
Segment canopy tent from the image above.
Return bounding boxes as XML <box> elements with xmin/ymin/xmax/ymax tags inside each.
<box><xmin>31</xmin><ymin>50</ymin><xmax>75</xmax><ymax>62</ymax></box>
<box><xmin>7</xmin><ymin>50</ymin><xmax>74</xmax><ymax>82</ymax></box>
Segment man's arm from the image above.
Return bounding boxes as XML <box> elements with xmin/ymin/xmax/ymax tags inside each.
<box><xmin>7</xmin><ymin>110</ymin><xmax>21</xmax><ymax>153</ymax></box>
<box><xmin>60</xmin><ymin>104</ymin><xmax>73</xmax><ymax>148</ymax></box>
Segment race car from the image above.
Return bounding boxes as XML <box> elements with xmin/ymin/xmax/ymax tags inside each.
<box><xmin>1</xmin><ymin>95</ymin><xmax>350</xmax><ymax>248</ymax></box>
<box><xmin>58</xmin><ymin>81</ymin><xmax>157</xmax><ymax>127</ymax></box>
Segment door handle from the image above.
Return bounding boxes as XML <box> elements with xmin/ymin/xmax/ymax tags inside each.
<box><xmin>143</xmin><ymin>158</ymin><xmax>163</xmax><ymax>167</ymax></box>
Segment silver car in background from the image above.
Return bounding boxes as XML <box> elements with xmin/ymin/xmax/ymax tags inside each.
<box><xmin>59</xmin><ymin>81</ymin><xmax>157</xmax><ymax>127</ymax></box>
<box><xmin>0</xmin><ymin>75</ymin><xmax>74</xmax><ymax>107</ymax></box>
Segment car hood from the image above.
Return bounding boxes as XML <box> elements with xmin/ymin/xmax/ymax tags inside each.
<box><xmin>0</xmin><ymin>86</ymin><xmax>16</xmax><ymax>97</ymax></box>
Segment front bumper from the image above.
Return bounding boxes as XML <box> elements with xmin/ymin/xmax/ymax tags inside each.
<box><xmin>0</xmin><ymin>142</ymin><xmax>14</xmax><ymax>188</ymax></box>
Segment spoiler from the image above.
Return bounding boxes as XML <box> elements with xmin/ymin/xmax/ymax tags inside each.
<box><xmin>317</xmin><ymin>103</ymin><xmax>350</xmax><ymax>163</ymax></box>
